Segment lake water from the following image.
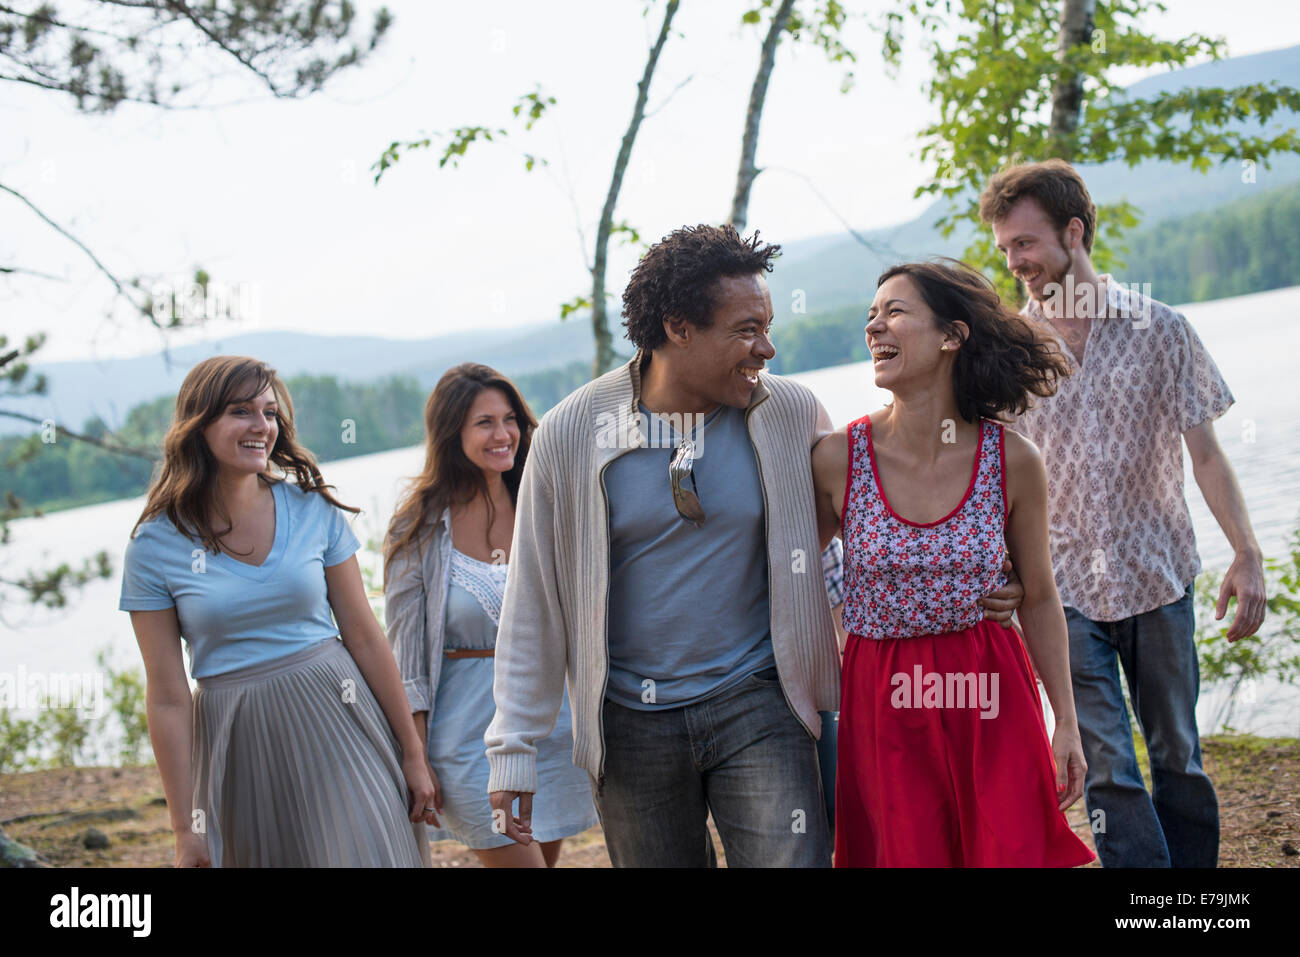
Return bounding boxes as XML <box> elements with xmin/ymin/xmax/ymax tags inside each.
<box><xmin>3</xmin><ymin>284</ymin><xmax>1299</xmax><ymax>743</ymax></box>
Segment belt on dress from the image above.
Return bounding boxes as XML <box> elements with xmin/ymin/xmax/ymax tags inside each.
<box><xmin>444</xmin><ymin>649</ymin><xmax>495</xmax><ymax>659</ymax></box>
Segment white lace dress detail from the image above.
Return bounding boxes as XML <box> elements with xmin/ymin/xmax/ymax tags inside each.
<box><xmin>448</xmin><ymin>549</ymin><xmax>509</xmax><ymax>627</ymax></box>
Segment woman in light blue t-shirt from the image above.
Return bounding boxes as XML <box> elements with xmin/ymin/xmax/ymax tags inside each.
<box><xmin>120</xmin><ymin>355</ymin><xmax>436</xmax><ymax>867</ymax></box>
<box><xmin>384</xmin><ymin>363</ymin><xmax>597</xmax><ymax>867</ymax></box>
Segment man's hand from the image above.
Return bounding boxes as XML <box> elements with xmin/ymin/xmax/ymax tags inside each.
<box><xmin>1217</xmin><ymin>548</ymin><xmax>1267</xmax><ymax>642</ymax></box>
<box><xmin>488</xmin><ymin>790</ymin><xmax>535</xmax><ymax>845</ymax></box>
<box><xmin>978</xmin><ymin>557</ymin><xmax>1024</xmax><ymax>623</ymax></box>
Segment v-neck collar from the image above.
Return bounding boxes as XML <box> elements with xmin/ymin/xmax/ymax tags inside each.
<box><xmin>214</xmin><ymin>479</ymin><xmax>288</xmax><ymax>580</ymax></box>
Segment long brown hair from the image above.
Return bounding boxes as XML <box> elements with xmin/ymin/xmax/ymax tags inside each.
<box><xmin>383</xmin><ymin>363</ymin><xmax>537</xmax><ymax>582</ymax></box>
<box><xmin>876</xmin><ymin>260</ymin><xmax>1071</xmax><ymax>423</ymax></box>
<box><xmin>131</xmin><ymin>355</ymin><xmax>357</xmax><ymax>553</ymax></box>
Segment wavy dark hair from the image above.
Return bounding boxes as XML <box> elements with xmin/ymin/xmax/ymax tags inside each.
<box><xmin>876</xmin><ymin>259</ymin><xmax>1071</xmax><ymax>423</ymax></box>
<box><xmin>131</xmin><ymin>355</ymin><xmax>356</xmax><ymax>554</ymax></box>
<box><xmin>621</xmin><ymin>223</ymin><xmax>780</xmax><ymax>352</ymax></box>
<box><xmin>383</xmin><ymin>363</ymin><xmax>537</xmax><ymax>582</ymax></box>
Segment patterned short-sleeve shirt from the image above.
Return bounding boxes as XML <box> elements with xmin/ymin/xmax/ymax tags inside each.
<box><xmin>1011</xmin><ymin>275</ymin><xmax>1234</xmax><ymax>621</ymax></box>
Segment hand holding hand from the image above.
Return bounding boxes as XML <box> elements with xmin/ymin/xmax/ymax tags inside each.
<box><xmin>488</xmin><ymin>789</ymin><xmax>534</xmax><ymax>845</ymax></box>
<box><xmin>403</xmin><ymin>752</ymin><xmax>440</xmax><ymax>826</ymax></box>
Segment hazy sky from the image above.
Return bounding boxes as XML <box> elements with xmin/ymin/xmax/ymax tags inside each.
<box><xmin>3</xmin><ymin>0</ymin><xmax>1296</xmax><ymax>363</ymax></box>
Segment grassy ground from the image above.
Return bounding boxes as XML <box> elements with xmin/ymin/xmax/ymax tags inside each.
<box><xmin>2</xmin><ymin>733</ymin><xmax>1295</xmax><ymax>867</ymax></box>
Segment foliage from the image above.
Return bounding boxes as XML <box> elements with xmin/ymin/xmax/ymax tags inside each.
<box><xmin>1196</xmin><ymin>516</ymin><xmax>1300</xmax><ymax>731</ymax></box>
<box><xmin>1</xmin><ymin>0</ymin><xmax>395</xmax><ymax>612</ymax></box>
<box><xmin>745</xmin><ymin>0</ymin><xmax>857</xmax><ymax>89</ymax></box>
<box><xmin>513</xmin><ymin>359</ymin><xmax>599</xmax><ymax>413</ymax></box>
<box><xmin>0</xmin><ymin>0</ymin><xmax>393</xmax><ymax>111</ymax></box>
<box><xmin>373</xmin><ymin>2</ymin><xmax>697</xmax><ymax>377</ymax></box>
<box><xmin>0</xmin><ymin>709</ymin><xmax>40</xmax><ymax>773</ymax></box>
<box><xmin>4</xmin><ymin>550</ymin><xmax>113</xmax><ymax>610</ymax></box>
<box><xmin>372</xmin><ymin>88</ymin><xmax>554</xmax><ymax>183</ymax></box>
<box><xmin>96</xmin><ymin>650</ymin><xmax>150</xmax><ymax>765</ymax></box>
<box><xmin>358</xmin><ymin>533</ymin><xmax>387</xmax><ymax>628</ymax></box>
<box><xmin>8</xmin><ymin>168</ymin><xmax>1298</xmax><ymax>529</ymax></box>
<box><xmin>1</xmin><ymin>374</ymin><xmax>428</xmax><ymax>521</ymax></box>
<box><xmin>0</xmin><ymin>649</ymin><xmax>154</xmax><ymax>772</ymax></box>
<box><xmin>880</xmin><ymin>0</ymin><xmax>1300</xmax><ymax>299</ymax></box>
<box><xmin>0</xmin><ymin>362</ymin><xmax>603</xmax><ymax>525</ymax></box>
<box><xmin>1124</xmin><ymin>181</ymin><xmax>1300</xmax><ymax>303</ymax></box>
<box><xmin>766</xmin><ymin>300</ymin><xmax>874</xmax><ymax>375</ymax></box>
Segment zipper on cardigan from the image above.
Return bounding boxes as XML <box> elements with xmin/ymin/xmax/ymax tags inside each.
<box><xmin>745</xmin><ymin>397</ymin><xmax>816</xmax><ymax>741</ymax></box>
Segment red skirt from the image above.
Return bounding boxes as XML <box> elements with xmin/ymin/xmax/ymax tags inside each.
<box><xmin>834</xmin><ymin>618</ymin><xmax>1096</xmax><ymax>868</ymax></box>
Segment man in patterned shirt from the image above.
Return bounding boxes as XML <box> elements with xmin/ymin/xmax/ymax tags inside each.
<box><xmin>980</xmin><ymin>159</ymin><xmax>1267</xmax><ymax>868</ymax></box>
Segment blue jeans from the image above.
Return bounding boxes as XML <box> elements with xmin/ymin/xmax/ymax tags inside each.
<box><xmin>592</xmin><ymin>667</ymin><xmax>832</xmax><ymax>867</ymax></box>
<box><xmin>1065</xmin><ymin>585</ymin><xmax>1219</xmax><ymax>867</ymax></box>
<box><xmin>817</xmin><ymin>710</ymin><xmax>838</xmax><ymax>830</ymax></box>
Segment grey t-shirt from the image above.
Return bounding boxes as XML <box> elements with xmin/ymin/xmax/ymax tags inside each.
<box><xmin>604</xmin><ymin>402</ymin><xmax>774</xmax><ymax>710</ymax></box>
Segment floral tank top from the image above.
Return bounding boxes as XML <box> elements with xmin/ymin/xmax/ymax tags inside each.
<box><xmin>841</xmin><ymin>415</ymin><xmax>1009</xmax><ymax>640</ymax></box>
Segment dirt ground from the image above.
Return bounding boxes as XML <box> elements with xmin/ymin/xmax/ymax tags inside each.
<box><xmin>2</xmin><ymin>733</ymin><xmax>1295</xmax><ymax>868</ymax></box>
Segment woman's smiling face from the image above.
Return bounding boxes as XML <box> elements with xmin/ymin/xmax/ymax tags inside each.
<box><xmin>202</xmin><ymin>385</ymin><xmax>279</xmax><ymax>475</ymax></box>
<box><xmin>460</xmin><ymin>387</ymin><xmax>520</xmax><ymax>476</ymax></box>
<box><xmin>865</xmin><ymin>274</ymin><xmax>957</xmax><ymax>391</ymax></box>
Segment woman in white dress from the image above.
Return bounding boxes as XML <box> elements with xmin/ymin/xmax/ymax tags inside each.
<box><xmin>383</xmin><ymin>363</ymin><xmax>598</xmax><ymax>867</ymax></box>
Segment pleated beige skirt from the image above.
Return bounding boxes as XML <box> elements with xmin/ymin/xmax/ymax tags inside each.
<box><xmin>192</xmin><ymin>637</ymin><xmax>430</xmax><ymax>867</ymax></box>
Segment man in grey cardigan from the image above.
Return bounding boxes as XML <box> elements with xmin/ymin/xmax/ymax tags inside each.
<box><xmin>486</xmin><ymin>224</ymin><xmax>1020</xmax><ymax>866</ymax></box>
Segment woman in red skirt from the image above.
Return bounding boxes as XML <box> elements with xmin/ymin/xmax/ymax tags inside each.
<box><xmin>812</xmin><ymin>260</ymin><xmax>1095</xmax><ymax>867</ymax></box>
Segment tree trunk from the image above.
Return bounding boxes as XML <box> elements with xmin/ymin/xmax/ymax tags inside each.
<box><xmin>729</xmin><ymin>0</ymin><xmax>796</xmax><ymax>234</ymax></box>
<box><xmin>1048</xmin><ymin>0</ymin><xmax>1097</xmax><ymax>159</ymax></box>
<box><xmin>590</xmin><ymin>0</ymin><xmax>681</xmax><ymax>378</ymax></box>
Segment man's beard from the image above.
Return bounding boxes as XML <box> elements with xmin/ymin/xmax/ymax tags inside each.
<box><xmin>1024</xmin><ymin>233</ymin><xmax>1073</xmax><ymax>305</ymax></box>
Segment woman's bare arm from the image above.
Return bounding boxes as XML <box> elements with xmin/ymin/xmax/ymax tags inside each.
<box><xmin>811</xmin><ymin>429</ymin><xmax>849</xmax><ymax>552</ymax></box>
<box><xmin>326</xmin><ymin>555</ymin><xmax>426</xmax><ymax>759</ymax></box>
<box><xmin>326</xmin><ymin>555</ymin><xmax>437</xmax><ymax>823</ymax></box>
<box><xmin>129</xmin><ymin>608</ymin><xmax>208</xmax><ymax>866</ymax></box>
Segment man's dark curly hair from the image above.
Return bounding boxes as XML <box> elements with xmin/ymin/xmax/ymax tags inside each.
<box><xmin>621</xmin><ymin>224</ymin><xmax>781</xmax><ymax>352</ymax></box>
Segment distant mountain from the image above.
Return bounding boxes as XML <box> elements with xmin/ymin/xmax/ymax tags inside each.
<box><xmin>8</xmin><ymin>44</ymin><xmax>1298</xmax><ymax>435</ymax></box>
<box><xmin>766</xmin><ymin>44</ymin><xmax>1300</xmax><ymax>315</ymax></box>
<box><xmin>7</xmin><ymin>320</ymin><xmax>598</xmax><ymax>436</ymax></box>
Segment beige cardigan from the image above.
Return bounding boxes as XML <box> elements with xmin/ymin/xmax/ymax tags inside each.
<box><xmin>382</xmin><ymin>506</ymin><xmax>456</xmax><ymax>744</ymax></box>
<box><xmin>485</xmin><ymin>351</ymin><xmax>841</xmax><ymax>794</ymax></box>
